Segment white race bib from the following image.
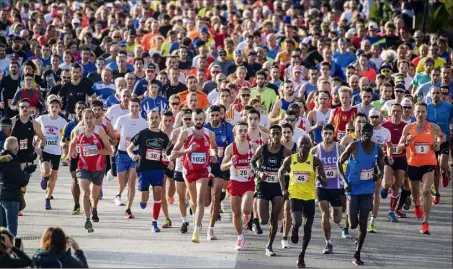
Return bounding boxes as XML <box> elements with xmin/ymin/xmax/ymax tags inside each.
<box><xmin>415</xmin><ymin>143</ymin><xmax>429</xmax><ymax>154</ymax></box>
<box><xmin>236</xmin><ymin>167</ymin><xmax>251</xmax><ymax>177</ymax></box>
<box><xmin>46</xmin><ymin>135</ymin><xmax>58</xmax><ymax>146</ymax></box>
<box><xmin>263</xmin><ymin>172</ymin><xmax>278</xmax><ymax>183</ymax></box>
<box><xmin>191</xmin><ymin>152</ymin><xmax>206</xmax><ymax>164</ymax></box>
<box><xmin>294</xmin><ymin>172</ymin><xmax>309</xmax><ymax>183</ymax></box>
<box><xmin>325</xmin><ymin>168</ymin><xmax>337</xmax><ymax>179</ymax></box>
<box><xmin>360</xmin><ymin>168</ymin><xmax>374</xmax><ymax>180</ymax></box>
<box><xmin>19</xmin><ymin>139</ymin><xmax>28</xmax><ymax>150</ymax></box>
<box><xmin>146</xmin><ymin>149</ymin><xmax>161</xmax><ymax>161</ymax></box>
<box><xmin>392</xmin><ymin>144</ymin><xmax>399</xmax><ymax>154</ymax></box>
<box><xmin>337</xmin><ymin>130</ymin><xmax>346</xmax><ymax>141</ymax></box>
<box><xmin>82</xmin><ymin>144</ymin><xmax>97</xmax><ymax>157</ymax></box>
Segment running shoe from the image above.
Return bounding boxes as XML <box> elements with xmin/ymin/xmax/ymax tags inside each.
<box><xmin>192</xmin><ymin>232</ymin><xmax>199</xmax><ymax>243</ymax></box>
<box><xmin>414</xmin><ymin>203</ymin><xmax>423</xmax><ymax>219</ymax></box>
<box><xmin>45</xmin><ymin>198</ymin><xmax>51</xmax><ymax>210</ymax></box>
<box><xmin>322</xmin><ymin>244</ymin><xmax>333</xmax><ymax>254</ymax></box>
<box><xmin>395</xmin><ymin>208</ymin><xmax>406</xmax><ymax>218</ymax></box>
<box><xmin>152</xmin><ymin>221</ymin><xmax>160</xmax><ymax>232</ymax></box>
<box><xmin>403</xmin><ymin>197</ymin><xmax>411</xmax><ymax>210</ymax></box>
<box><xmin>432</xmin><ymin>194</ymin><xmax>440</xmax><ymax>205</ymax></box>
<box><xmin>291</xmin><ymin>227</ymin><xmax>299</xmax><ymax>244</ymax></box>
<box><xmin>235</xmin><ymin>238</ymin><xmax>246</xmax><ymax>250</ymax></box>
<box><xmin>180</xmin><ymin>222</ymin><xmax>189</xmax><ymax>234</ymax></box>
<box><xmin>17</xmin><ymin>211</ymin><xmax>23</xmax><ymax>216</ymax></box>
<box><xmin>265</xmin><ymin>247</ymin><xmax>276</xmax><ymax>257</ymax></box>
<box><xmin>168</xmin><ymin>196</ymin><xmax>175</xmax><ymax>204</ymax></box>
<box><xmin>441</xmin><ymin>171</ymin><xmax>450</xmax><ymax>187</ymax></box>
<box><xmin>124</xmin><ymin>209</ymin><xmax>135</xmax><ymax>219</ymax></box>
<box><xmin>420</xmin><ymin>222</ymin><xmax>430</xmax><ymax>235</ymax></box>
<box><xmin>252</xmin><ymin>220</ymin><xmax>263</xmax><ymax>235</ymax></box>
<box><xmin>281</xmin><ymin>239</ymin><xmax>290</xmax><ymax>249</ymax></box>
<box><xmin>72</xmin><ymin>204</ymin><xmax>80</xmax><ymax>215</ymax></box>
<box><xmin>92</xmin><ymin>208</ymin><xmax>99</xmax><ymax>222</ymax></box>
<box><xmin>342</xmin><ymin>228</ymin><xmax>351</xmax><ymax>239</ymax></box>
<box><xmin>162</xmin><ymin>219</ymin><xmax>172</xmax><ymax>228</ymax></box>
<box><xmin>207</xmin><ymin>229</ymin><xmax>217</xmax><ymax>240</ymax></box>
<box><xmin>297</xmin><ymin>257</ymin><xmax>305</xmax><ymax>268</ymax></box>
<box><xmin>388</xmin><ymin>211</ymin><xmax>398</xmax><ymax>222</ymax></box>
<box><xmin>380</xmin><ymin>187</ymin><xmax>388</xmax><ymax>199</ymax></box>
<box><xmin>140</xmin><ymin>202</ymin><xmax>147</xmax><ymax>209</ymax></box>
<box><xmin>60</xmin><ymin>159</ymin><xmax>68</xmax><ymax>166</ymax></box>
<box><xmin>40</xmin><ymin>177</ymin><xmax>48</xmax><ymax>190</ymax></box>
<box><xmin>367</xmin><ymin>222</ymin><xmax>376</xmax><ymax>233</ymax></box>
<box><xmin>115</xmin><ymin>195</ymin><xmax>125</xmax><ymax>206</ymax></box>
<box><xmin>352</xmin><ymin>253</ymin><xmax>364</xmax><ymax>265</ymax></box>
<box><xmin>85</xmin><ymin>219</ymin><xmax>94</xmax><ymax>233</ymax></box>
<box><xmin>106</xmin><ymin>169</ymin><xmax>115</xmax><ymax>181</ymax></box>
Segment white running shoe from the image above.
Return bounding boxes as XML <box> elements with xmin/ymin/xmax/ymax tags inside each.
<box><xmin>207</xmin><ymin>229</ymin><xmax>217</xmax><ymax>240</ymax></box>
<box><xmin>235</xmin><ymin>238</ymin><xmax>246</xmax><ymax>250</ymax></box>
<box><xmin>106</xmin><ymin>169</ymin><xmax>115</xmax><ymax>181</ymax></box>
<box><xmin>114</xmin><ymin>195</ymin><xmax>124</xmax><ymax>206</ymax></box>
<box><xmin>281</xmin><ymin>239</ymin><xmax>290</xmax><ymax>249</ymax></box>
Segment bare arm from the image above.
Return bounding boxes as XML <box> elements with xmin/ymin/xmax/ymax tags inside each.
<box><xmin>106</xmin><ymin>121</ymin><xmax>118</xmax><ymax>146</ymax></box>
<box><xmin>278</xmin><ymin>156</ymin><xmax>291</xmax><ymax>196</ymax></box>
<box><xmin>33</xmin><ymin>120</ymin><xmax>46</xmax><ymax>147</ymax></box>
<box><xmin>250</xmin><ymin>145</ymin><xmax>264</xmax><ymax>174</ymax></box>
<box><xmin>313</xmin><ymin>156</ymin><xmax>327</xmax><ymax>187</ymax></box>
<box><xmin>67</xmin><ymin>127</ymin><xmax>79</xmax><ymax>160</ymax></box>
<box><xmin>220</xmin><ymin>144</ymin><xmax>233</xmax><ymax>171</ymax></box>
<box><xmin>337</xmin><ymin>142</ymin><xmax>357</xmax><ymax>190</ymax></box>
<box><xmin>269</xmin><ymin>99</ymin><xmax>282</xmax><ymax>124</ymax></box>
<box><xmin>309</xmin><ymin>145</ymin><xmax>318</xmax><ymax>157</ymax></box>
<box><xmin>168</xmin><ymin>129</ymin><xmax>189</xmax><ymax>160</ymax></box>
<box><xmin>397</xmin><ymin>124</ymin><xmax>411</xmax><ymax>152</ymax></box>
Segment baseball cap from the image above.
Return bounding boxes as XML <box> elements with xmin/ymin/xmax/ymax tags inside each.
<box><xmin>394</xmin><ymin>83</ymin><xmax>405</xmax><ymax>91</ymax></box>
<box><xmin>71</xmin><ymin>18</ymin><xmax>81</xmax><ymax>25</ymax></box>
<box><xmin>401</xmin><ymin>98</ymin><xmax>413</xmax><ymax>107</ymax></box>
<box><xmin>234</xmin><ymin>49</ymin><xmax>243</xmax><ymax>56</ymax></box>
<box><xmin>380</xmin><ymin>62</ymin><xmax>392</xmax><ymax>70</ymax></box>
<box><xmin>248</xmin><ymin>50</ymin><xmax>257</xmax><ymax>56</ymax></box>
<box><xmin>369</xmin><ymin>108</ymin><xmax>381</xmax><ymax>118</ymax></box>
<box><xmin>368</xmin><ymin>22</ymin><xmax>379</xmax><ymax>31</ymax></box>
<box><xmin>145</xmin><ymin>63</ymin><xmax>155</xmax><ymax>69</ymax></box>
<box><xmin>141</xmin><ymin>52</ymin><xmax>150</xmax><ymax>58</ymax></box>
<box><xmin>293</xmin><ymin>65</ymin><xmax>303</xmax><ymax>73</ymax></box>
<box><xmin>200</xmin><ymin>27</ymin><xmax>209</xmax><ymax>34</ymax></box>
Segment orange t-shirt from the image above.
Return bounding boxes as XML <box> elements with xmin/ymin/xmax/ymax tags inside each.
<box><xmin>406</xmin><ymin>122</ymin><xmax>437</xmax><ymax>167</ymax></box>
<box><xmin>360</xmin><ymin>68</ymin><xmax>377</xmax><ymax>81</ymax></box>
<box><xmin>178</xmin><ymin>90</ymin><xmax>209</xmax><ymax>110</ymax></box>
<box><xmin>141</xmin><ymin>33</ymin><xmax>159</xmax><ymax>51</ymax></box>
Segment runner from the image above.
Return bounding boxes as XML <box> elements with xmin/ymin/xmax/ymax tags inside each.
<box><xmin>35</xmin><ymin>97</ymin><xmax>67</xmax><ymax>210</ymax></box>
<box><xmin>328</xmin><ymin>87</ymin><xmax>357</xmax><ymax>141</ymax></box>
<box><xmin>68</xmin><ymin>109</ymin><xmax>112</xmax><ymax>233</ymax></box>
<box><xmin>381</xmin><ymin>104</ymin><xmax>408</xmax><ymax>221</ymax></box>
<box><xmin>251</xmin><ymin>125</ymin><xmax>292</xmax><ymax>257</ymax></box>
<box><xmin>338</xmin><ymin>122</ymin><xmax>385</xmax><ymax>265</ymax></box>
<box><xmin>310</xmin><ymin>124</ymin><xmax>344</xmax><ymax>254</ymax></box>
<box><xmin>280</xmin><ymin>123</ymin><xmax>297</xmax><ymax>249</ymax></box>
<box><xmin>367</xmin><ymin>108</ymin><xmax>392</xmax><ymax>233</ymax></box>
<box><xmin>204</xmin><ymin>105</ymin><xmax>234</xmax><ymax>240</ymax></box>
<box><xmin>307</xmin><ymin>91</ymin><xmax>332</xmax><ymax>145</ymax></box>
<box><xmin>269</xmin><ymin>80</ymin><xmax>295</xmax><ymax>124</ymax></box>
<box><xmin>401</xmin><ymin>98</ymin><xmax>415</xmax><ymax>124</ymax></box>
<box><xmin>278</xmin><ymin>136</ymin><xmax>327</xmax><ymax>268</ymax></box>
<box><xmin>114</xmin><ymin>97</ymin><xmax>148</xmax><ymax>218</ymax></box>
<box><xmin>127</xmin><ymin>109</ymin><xmax>170</xmax><ymax>232</ymax></box>
<box><xmin>160</xmin><ymin>110</ymin><xmax>175</xmax><ymax>228</ymax></box>
<box><xmin>168</xmin><ymin>109</ymin><xmax>193</xmax><ymax>234</ymax></box>
<box><xmin>426</xmin><ymin>86</ymin><xmax>452</xmax><ymax>204</ymax></box>
<box><xmin>221</xmin><ymin>121</ymin><xmax>258</xmax><ymax>250</ymax></box>
<box><xmin>397</xmin><ymin>102</ymin><xmax>444</xmax><ymax>234</ymax></box>
<box><xmin>62</xmin><ymin>101</ymin><xmax>86</xmax><ymax>215</ymax></box>
<box><xmin>170</xmin><ymin>109</ymin><xmax>218</xmax><ymax>243</ymax></box>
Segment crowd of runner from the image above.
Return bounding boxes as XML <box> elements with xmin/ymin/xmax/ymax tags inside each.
<box><xmin>0</xmin><ymin>0</ymin><xmax>452</xmax><ymax>268</ymax></box>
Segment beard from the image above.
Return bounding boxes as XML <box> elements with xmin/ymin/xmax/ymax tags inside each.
<box><xmin>195</xmin><ymin>123</ymin><xmax>203</xmax><ymax>129</ymax></box>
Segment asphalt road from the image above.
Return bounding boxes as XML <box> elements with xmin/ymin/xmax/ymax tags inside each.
<box><xmin>17</xmin><ymin>167</ymin><xmax>452</xmax><ymax>268</ymax></box>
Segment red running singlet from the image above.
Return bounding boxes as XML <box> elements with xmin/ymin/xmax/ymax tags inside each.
<box><xmin>77</xmin><ymin>125</ymin><xmax>106</xmax><ymax>171</ymax></box>
<box><xmin>182</xmin><ymin>127</ymin><xmax>211</xmax><ymax>183</ymax></box>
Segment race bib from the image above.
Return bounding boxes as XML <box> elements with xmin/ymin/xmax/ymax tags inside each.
<box><xmin>82</xmin><ymin>144</ymin><xmax>98</xmax><ymax>157</ymax></box>
<box><xmin>392</xmin><ymin>144</ymin><xmax>399</xmax><ymax>154</ymax></box>
<box><xmin>146</xmin><ymin>149</ymin><xmax>161</xmax><ymax>161</ymax></box>
<box><xmin>191</xmin><ymin>152</ymin><xmax>206</xmax><ymax>164</ymax></box>
<box><xmin>325</xmin><ymin>168</ymin><xmax>337</xmax><ymax>179</ymax></box>
<box><xmin>125</xmin><ymin>137</ymin><xmax>132</xmax><ymax>147</ymax></box>
<box><xmin>19</xmin><ymin>139</ymin><xmax>28</xmax><ymax>150</ymax></box>
<box><xmin>294</xmin><ymin>172</ymin><xmax>309</xmax><ymax>183</ymax></box>
<box><xmin>46</xmin><ymin>135</ymin><xmax>58</xmax><ymax>146</ymax></box>
<box><xmin>236</xmin><ymin>167</ymin><xmax>251</xmax><ymax>177</ymax></box>
<box><xmin>360</xmin><ymin>168</ymin><xmax>374</xmax><ymax>180</ymax></box>
<box><xmin>337</xmin><ymin>130</ymin><xmax>346</xmax><ymax>141</ymax></box>
<box><xmin>415</xmin><ymin>143</ymin><xmax>429</xmax><ymax>154</ymax></box>
<box><xmin>162</xmin><ymin>151</ymin><xmax>169</xmax><ymax>165</ymax></box>
<box><xmin>263</xmin><ymin>172</ymin><xmax>278</xmax><ymax>183</ymax></box>
<box><xmin>218</xmin><ymin>146</ymin><xmax>224</xmax><ymax>158</ymax></box>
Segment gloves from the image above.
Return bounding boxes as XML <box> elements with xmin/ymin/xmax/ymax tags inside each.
<box><xmin>23</xmin><ymin>164</ymin><xmax>37</xmax><ymax>174</ymax></box>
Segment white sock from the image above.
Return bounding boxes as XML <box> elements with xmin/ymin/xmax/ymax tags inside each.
<box><xmin>208</xmin><ymin>226</ymin><xmax>214</xmax><ymax>230</ymax></box>
<box><xmin>194</xmin><ymin>225</ymin><xmax>199</xmax><ymax>233</ymax></box>
<box><xmin>182</xmin><ymin>216</ymin><xmax>187</xmax><ymax>223</ymax></box>
<box><xmin>326</xmin><ymin>239</ymin><xmax>332</xmax><ymax>245</ymax></box>
<box><xmin>238</xmin><ymin>234</ymin><xmax>244</xmax><ymax>240</ymax></box>
<box><xmin>370</xmin><ymin>216</ymin><xmax>376</xmax><ymax>223</ymax></box>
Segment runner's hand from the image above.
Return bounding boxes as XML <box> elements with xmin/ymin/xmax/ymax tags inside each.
<box><xmin>187</xmin><ymin>143</ymin><xmax>199</xmax><ymax>153</ymax></box>
<box><xmin>282</xmin><ymin>189</ymin><xmax>289</xmax><ymax>199</ymax></box>
<box><xmin>344</xmin><ymin>183</ymin><xmax>352</xmax><ymax>192</ymax></box>
<box><xmin>259</xmin><ymin>172</ymin><xmax>267</xmax><ymax>181</ymax></box>
<box><xmin>433</xmin><ymin>141</ymin><xmax>441</xmax><ymax>151</ymax></box>
<box><xmin>387</xmin><ymin>156</ymin><xmax>394</xmax><ymax>165</ymax></box>
<box><xmin>231</xmin><ymin>155</ymin><xmax>237</xmax><ymax>165</ymax></box>
<box><xmin>167</xmin><ymin>161</ymin><xmax>174</xmax><ymax>170</ymax></box>
<box><xmin>405</xmin><ymin>135</ymin><xmax>415</xmax><ymax>145</ymax></box>
<box><xmin>35</xmin><ymin>147</ymin><xmax>42</xmax><ymax>156</ymax></box>
<box><xmin>132</xmin><ymin>155</ymin><xmax>140</xmax><ymax>161</ymax></box>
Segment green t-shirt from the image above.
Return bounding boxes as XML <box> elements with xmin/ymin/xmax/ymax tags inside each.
<box><xmin>412</xmin><ymin>73</ymin><xmax>430</xmax><ymax>88</ymax></box>
<box><xmin>251</xmin><ymin>87</ymin><xmax>277</xmax><ymax>114</ymax></box>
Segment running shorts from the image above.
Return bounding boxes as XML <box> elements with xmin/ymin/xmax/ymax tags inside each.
<box><xmin>384</xmin><ymin>156</ymin><xmax>407</xmax><ymax>171</ymax></box>
<box><xmin>137</xmin><ymin>169</ymin><xmax>164</xmax><ymax>191</ymax></box>
<box><xmin>347</xmin><ymin>194</ymin><xmax>373</xmax><ymax>215</ymax></box>
<box><xmin>317</xmin><ymin>188</ymin><xmax>342</xmax><ymax>207</ymax></box>
<box><xmin>227</xmin><ymin>180</ymin><xmax>255</xmax><ymax>197</ymax></box>
<box><xmin>40</xmin><ymin>151</ymin><xmax>61</xmax><ymax>170</ymax></box>
<box><xmin>77</xmin><ymin>169</ymin><xmax>104</xmax><ymax>186</ymax></box>
<box><xmin>290</xmin><ymin>198</ymin><xmax>315</xmax><ymax>218</ymax></box>
<box><xmin>407</xmin><ymin>165</ymin><xmax>435</xmax><ymax>181</ymax></box>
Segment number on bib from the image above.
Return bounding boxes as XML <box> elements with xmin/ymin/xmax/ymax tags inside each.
<box><xmin>337</xmin><ymin>130</ymin><xmax>346</xmax><ymax>140</ymax></box>
<box><xmin>294</xmin><ymin>172</ymin><xmax>309</xmax><ymax>183</ymax></box>
<box><xmin>82</xmin><ymin>145</ymin><xmax>98</xmax><ymax>157</ymax></box>
<box><xmin>236</xmin><ymin>167</ymin><xmax>251</xmax><ymax>177</ymax></box>
<box><xmin>415</xmin><ymin>143</ymin><xmax>429</xmax><ymax>154</ymax></box>
<box><xmin>392</xmin><ymin>144</ymin><xmax>399</xmax><ymax>154</ymax></box>
<box><xmin>325</xmin><ymin>168</ymin><xmax>337</xmax><ymax>179</ymax></box>
<box><xmin>264</xmin><ymin>173</ymin><xmax>278</xmax><ymax>183</ymax></box>
<box><xmin>146</xmin><ymin>149</ymin><xmax>161</xmax><ymax>161</ymax></box>
<box><xmin>191</xmin><ymin>152</ymin><xmax>206</xmax><ymax>164</ymax></box>
<box><xmin>19</xmin><ymin>139</ymin><xmax>28</xmax><ymax>150</ymax></box>
<box><xmin>360</xmin><ymin>168</ymin><xmax>374</xmax><ymax>180</ymax></box>
<box><xmin>46</xmin><ymin>135</ymin><xmax>58</xmax><ymax>146</ymax></box>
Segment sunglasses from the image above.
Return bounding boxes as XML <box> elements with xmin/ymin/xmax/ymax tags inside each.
<box><xmin>241</xmin><ymin>94</ymin><xmax>250</xmax><ymax>97</ymax></box>
<box><xmin>346</xmin><ymin>128</ymin><xmax>355</xmax><ymax>132</ymax></box>
<box><xmin>395</xmin><ymin>90</ymin><xmax>404</xmax><ymax>94</ymax></box>
<box><xmin>183</xmin><ymin>118</ymin><xmax>191</xmax><ymax>121</ymax></box>
<box><xmin>403</xmin><ymin>106</ymin><xmax>412</xmax><ymax>109</ymax></box>
<box><xmin>19</xmin><ymin>105</ymin><xmax>29</xmax><ymax>109</ymax></box>
<box><xmin>62</xmin><ymin>76</ymin><xmax>71</xmax><ymax>79</ymax></box>
<box><xmin>441</xmin><ymin>92</ymin><xmax>449</xmax><ymax>96</ymax></box>
<box><xmin>370</xmin><ymin>116</ymin><xmax>380</xmax><ymax>119</ymax></box>
<box><xmin>171</xmin><ymin>102</ymin><xmax>180</xmax><ymax>106</ymax></box>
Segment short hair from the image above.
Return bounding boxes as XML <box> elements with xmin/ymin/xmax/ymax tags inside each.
<box><xmin>415</xmin><ymin>101</ymin><xmax>427</xmax><ymax>108</ymax></box>
<box><xmin>3</xmin><ymin>136</ymin><xmax>18</xmax><ymax>151</ymax></box>
<box><xmin>255</xmin><ymin>71</ymin><xmax>267</xmax><ymax>79</ymax></box>
<box><xmin>130</xmin><ymin>97</ymin><xmax>141</xmax><ymax>104</ymax></box>
<box><xmin>19</xmin><ymin>98</ymin><xmax>31</xmax><ymax>105</ymax></box>
<box><xmin>162</xmin><ymin>110</ymin><xmax>173</xmax><ymax>117</ymax></box>
<box><xmin>193</xmin><ymin>108</ymin><xmax>205</xmax><ymax>115</ymax></box>
<box><xmin>247</xmin><ymin>109</ymin><xmax>260</xmax><ymax>119</ymax></box>
<box><xmin>269</xmin><ymin>124</ymin><xmax>282</xmax><ymax>132</ymax></box>
<box><xmin>90</xmin><ymin>99</ymin><xmax>104</xmax><ymax>108</ymax></box>
<box><xmin>322</xmin><ymin>124</ymin><xmax>335</xmax><ymax>132</ymax></box>
<box><xmin>281</xmin><ymin>123</ymin><xmax>294</xmax><ymax>132</ymax></box>
<box><xmin>210</xmin><ymin>105</ymin><xmax>221</xmax><ymax>113</ymax></box>
<box><xmin>236</xmin><ymin>121</ymin><xmax>248</xmax><ymax>127</ymax></box>
<box><xmin>360</xmin><ymin>87</ymin><xmax>373</xmax><ymax>94</ymax></box>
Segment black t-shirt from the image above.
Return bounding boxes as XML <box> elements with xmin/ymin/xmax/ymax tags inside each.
<box><xmin>87</xmin><ymin>71</ymin><xmax>102</xmax><ymax>84</ymax></box>
<box><xmin>163</xmin><ymin>82</ymin><xmax>186</xmax><ymax>99</ymax></box>
<box><xmin>178</xmin><ymin>60</ymin><xmax>192</xmax><ymax>70</ymax></box>
<box><xmin>59</xmin><ymin>80</ymin><xmax>95</xmax><ymax>114</ymax></box>
<box><xmin>131</xmin><ymin>129</ymin><xmax>169</xmax><ymax>171</ymax></box>
<box><xmin>245</xmin><ymin>63</ymin><xmax>262</xmax><ymax>79</ymax></box>
<box><xmin>159</xmin><ymin>25</ymin><xmax>173</xmax><ymax>37</ymax></box>
<box><xmin>0</xmin><ymin>75</ymin><xmax>20</xmax><ymax>118</ymax></box>
<box><xmin>42</xmin><ymin>69</ymin><xmax>62</xmax><ymax>94</ymax></box>
<box><xmin>6</xmin><ymin>48</ymin><xmax>27</xmax><ymax>64</ymax></box>
<box><xmin>303</xmin><ymin>50</ymin><xmax>323</xmax><ymax>69</ymax></box>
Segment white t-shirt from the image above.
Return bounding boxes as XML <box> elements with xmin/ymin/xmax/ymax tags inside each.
<box><xmin>105</xmin><ymin>104</ymin><xmax>129</xmax><ymax>127</ymax></box>
<box><xmin>381</xmin><ymin>99</ymin><xmax>396</xmax><ymax>116</ymax></box>
<box><xmin>36</xmin><ymin>114</ymin><xmax>67</xmax><ymax>155</ymax></box>
<box><xmin>372</xmin><ymin>126</ymin><xmax>391</xmax><ymax>146</ymax></box>
<box><xmin>114</xmin><ymin>115</ymin><xmax>148</xmax><ymax>151</ymax></box>
<box><xmin>208</xmin><ymin>89</ymin><xmax>219</xmax><ymax>105</ymax></box>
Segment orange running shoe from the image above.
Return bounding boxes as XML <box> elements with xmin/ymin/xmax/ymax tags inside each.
<box><xmin>420</xmin><ymin>222</ymin><xmax>430</xmax><ymax>235</ymax></box>
<box><xmin>414</xmin><ymin>198</ymin><xmax>423</xmax><ymax>219</ymax></box>
<box><xmin>432</xmin><ymin>194</ymin><xmax>440</xmax><ymax>205</ymax></box>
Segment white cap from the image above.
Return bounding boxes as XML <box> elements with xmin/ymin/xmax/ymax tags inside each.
<box><xmin>369</xmin><ymin>108</ymin><xmax>381</xmax><ymax>117</ymax></box>
<box><xmin>401</xmin><ymin>98</ymin><xmax>413</xmax><ymax>107</ymax></box>
<box><xmin>71</xmin><ymin>18</ymin><xmax>81</xmax><ymax>25</ymax></box>
<box><xmin>368</xmin><ymin>22</ymin><xmax>379</xmax><ymax>30</ymax></box>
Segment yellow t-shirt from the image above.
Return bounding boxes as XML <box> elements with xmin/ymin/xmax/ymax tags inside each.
<box><xmin>289</xmin><ymin>153</ymin><xmax>316</xmax><ymax>200</ymax></box>
<box><xmin>416</xmin><ymin>57</ymin><xmax>447</xmax><ymax>73</ymax></box>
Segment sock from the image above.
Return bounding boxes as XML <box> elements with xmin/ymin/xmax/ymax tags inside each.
<box><xmin>182</xmin><ymin>216</ymin><xmax>187</xmax><ymax>223</ymax></box>
<box><xmin>283</xmin><ymin>236</ymin><xmax>287</xmax><ymax>240</ymax></box>
<box><xmin>398</xmin><ymin>187</ymin><xmax>411</xmax><ymax>209</ymax></box>
<box><xmin>152</xmin><ymin>200</ymin><xmax>161</xmax><ymax>220</ymax></box>
<box><xmin>253</xmin><ymin>218</ymin><xmax>259</xmax><ymax>223</ymax></box>
<box><xmin>208</xmin><ymin>226</ymin><xmax>214</xmax><ymax>230</ymax></box>
<box><xmin>194</xmin><ymin>225</ymin><xmax>200</xmax><ymax>233</ymax></box>
<box><xmin>238</xmin><ymin>234</ymin><xmax>244</xmax><ymax>240</ymax></box>
<box><xmin>370</xmin><ymin>216</ymin><xmax>376</xmax><ymax>223</ymax></box>
<box><xmin>389</xmin><ymin>194</ymin><xmax>400</xmax><ymax>212</ymax></box>
<box><xmin>326</xmin><ymin>239</ymin><xmax>332</xmax><ymax>245</ymax></box>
